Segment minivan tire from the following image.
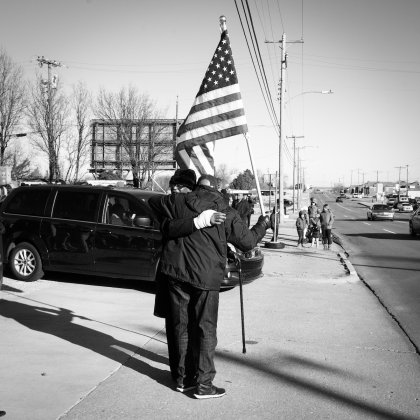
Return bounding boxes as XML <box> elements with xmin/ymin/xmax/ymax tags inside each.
<box><xmin>9</xmin><ymin>242</ymin><xmax>44</xmax><ymax>282</ymax></box>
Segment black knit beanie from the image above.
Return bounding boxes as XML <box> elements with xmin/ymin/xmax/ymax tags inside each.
<box><xmin>169</xmin><ymin>169</ymin><xmax>197</xmax><ymax>190</ymax></box>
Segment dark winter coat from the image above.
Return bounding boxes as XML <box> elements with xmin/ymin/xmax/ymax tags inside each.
<box><xmin>149</xmin><ymin>185</ymin><xmax>266</xmax><ymax>291</ymax></box>
<box><xmin>236</xmin><ymin>198</ymin><xmax>252</xmax><ymax>223</ymax></box>
<box><xmin>296</xmin><ymin>217</ymin><xmax>307</xmax><ymax>231</ymax></box>
<box><xmin>308</xmin><ymin>203</ymin><xmax>319</xmax><ymax>217</ymax></box>
<box><xmin>320</xmin><ymin>209</ymin><xmax>335</xmax><ymax>229</ymax></box>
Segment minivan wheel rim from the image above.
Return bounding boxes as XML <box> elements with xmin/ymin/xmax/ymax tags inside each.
<box><xmin>14</xmin><ymin>249</ymin><xmax>36</xmax><ymax>277</ymax></box>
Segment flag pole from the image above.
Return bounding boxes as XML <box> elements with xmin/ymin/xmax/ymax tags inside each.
<box><xmin>244</xmin><ymin>132</ymin><xmax>266</xmax><ymax>215</ymax></box>
<box><xmin>223</xmin><ymin>16</ymin><xmax>265</xmax><ymax>215</ymax></box>
<box><xmin>222</xmin><ymin>15</ymin><xmax>249</xmax><ymax>355</ymax></box>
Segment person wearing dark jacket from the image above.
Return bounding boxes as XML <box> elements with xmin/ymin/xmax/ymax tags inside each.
<box><xmin>320</xmin><ymin>203</ymin><xmax>335</xmax><ymax>249</ymax></box>
<box><xmin>152</xmin><ymin>169</ymin><xmax>223</xmax><ymax>382</ymax></box>
<box><xmin>236</xmin><ymin>195</ymin><xmax>252</xmax><ymax>226</ymax></box>
<box><xmin>296</xmin><ymin>210</ymin><xmax>307</xmax><ymax>248</ymax></box>
<box><xmin>149</xmin><ymin>173</ymin><xmax>270</xmax><ymax>399</ymax></box>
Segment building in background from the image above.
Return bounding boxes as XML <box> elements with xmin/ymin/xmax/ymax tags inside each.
<box><xmin>90</xmin><ymin>119</ymin><xmax>180</xmax><ymax>187</ymax></box>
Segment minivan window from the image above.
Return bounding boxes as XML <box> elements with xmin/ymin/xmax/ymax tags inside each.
<box><xmin>105</xmin><ymin>193</ymin><xmax>154</xmax><ymax>227</ymax></box>
<box><xmin>4</xmin><ymin>188</ymin><xmax>50</xmax><ymax>216</ymax></box>
<box><xmin>52</xmin><ymin>190</ymin><xmax>100</xmax><ymax>222</ymax></box>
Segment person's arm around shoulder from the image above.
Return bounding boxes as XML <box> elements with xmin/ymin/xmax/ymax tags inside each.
<box><xmin>148</xmin><ymin>194</ymin><xmax>225</xmax><ymax>239</ymax></box>
<box><xmin>148</xmin><ymin>195</ymin><xmax>194</xmax><ymax>238</ymax></box>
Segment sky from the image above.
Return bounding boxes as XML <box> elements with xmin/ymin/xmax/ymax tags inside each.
<box><xmin>1</xmin><ymin>0</ymin><xmax>419</xmax><ymax>187</ymax></box>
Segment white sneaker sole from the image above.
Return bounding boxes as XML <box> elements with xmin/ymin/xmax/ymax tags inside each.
<box><xmin>176</xmin><ymin>385</ymin><xmax>196</xmax><ymax>393</ymax></box>
<box><xmin>194</xmin><ymin>391</ymin><xmax>226</xmax><ymax>399</ymax></box>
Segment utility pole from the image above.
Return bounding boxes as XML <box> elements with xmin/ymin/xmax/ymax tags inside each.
<box><xmin>286</xmin><ymin>135</ymin><xmax>304</xmax><ymax>213</ymax></box>
<box><xmin>406</xmin><ymin>165</ymin><xmax>409</xmax><ymax>193</ymax></box>
<box><xmin>37</xmin><ymin>56</ymin><xmax>62</xmax><ymax>183</ymax></box>
<box><xmin>395</xmin><ymin>166</ymin><xmax>404</xmax><ymax>195</ymax></box>
<box><xmin>296</xmin><ymin>146</ymin><xmax>301</xmax><ymax>210</ymax></box>
<box><xmin>264</xmin><ymin>173</ymin><xmax>274</xmax><ymax>210</ymax></box>
<box><xmin>361</xmin><ymin>172</ymin><xmax>367</xmax><ymax>195</ymax></box>
<box><xmin>266</xmin><ymin>34</ymin><xmax>303</xmax><ymax>227</ymax></box>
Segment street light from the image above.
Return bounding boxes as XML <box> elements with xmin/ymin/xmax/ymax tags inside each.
<box><xmin>286</xmin><ymin>89</ymin><xmax>333</xmax><ymax>105</ymax></box>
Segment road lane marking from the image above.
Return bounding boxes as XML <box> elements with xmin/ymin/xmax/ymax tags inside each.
<box><xmin>363</xmin><ymin>222</ymin><xmax>371</xmax><ymax>225</ymax></box>
<box><xmin>395</xmin><ymin>221</ymin><xmax>406</xmax><ymax>224</ymax></box>
<box><xmin>336</xmin><ymin>203</ymin><xmax>360</xmax><ymax>213</ymax></box>
<box><xmin>383</xmin><ymin>229</ymin><xmax>396</xmax><ymax>234</ymax></box>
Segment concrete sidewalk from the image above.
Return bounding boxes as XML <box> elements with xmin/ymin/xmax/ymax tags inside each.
<box><xmin>1</xmin><ymin>212</ymin><xmax>419</xmax><ymax>419</ymax></box>
<box><xmin>62</xmin><ymin>213</ymin><xmax>419</xmax><ymax>420</ymax></box>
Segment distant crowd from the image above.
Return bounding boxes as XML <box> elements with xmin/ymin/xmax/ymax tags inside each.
<box><xmin>295</xmin><ymin>197</ymin><xmax>335</xmax><ymax>250</ymax></box>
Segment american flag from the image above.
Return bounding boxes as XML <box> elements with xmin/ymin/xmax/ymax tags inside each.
<box><xmin>175</xmin><ymin>29</ymin><xmax>248</xmax><ymax>175</ymax></box>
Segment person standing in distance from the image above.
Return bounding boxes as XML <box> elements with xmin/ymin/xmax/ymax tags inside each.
<box><xmin>320</xmin><ymin>203</ymin><xmax>335</xmax><ymax>249</ymax></box>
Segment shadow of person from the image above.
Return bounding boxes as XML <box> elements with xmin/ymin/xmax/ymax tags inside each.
<box><xmin>0</xmin><ymin>299</ymin><xmax>173</xmax><ymax>389</ymax></box>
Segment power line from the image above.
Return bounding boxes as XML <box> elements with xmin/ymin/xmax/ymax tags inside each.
<box><xmin>240</xmin><ymin>0</ymin><xmax>279</xmax><ymax>126</ymax></box>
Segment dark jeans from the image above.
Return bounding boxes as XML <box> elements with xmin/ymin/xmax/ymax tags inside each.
<box><xmin>322</xmin><ymin>227</ymin><xmax>332</xmax><ymax>245</ymax></box>
<box><xmin>297</xmin><ymin>229</ymin><xmax>304</xmax><ymax>245</ymax></box>
<box><xmin>168</xmin><ymin>278</ymin><xmax>219</xmax><ymax>387</ymax></box>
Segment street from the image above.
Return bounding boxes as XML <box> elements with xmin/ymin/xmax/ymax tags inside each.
<box><xmin>313</xmin><ymin>192</ymin><xmax>420</xmax><ymax>351</ymax></box>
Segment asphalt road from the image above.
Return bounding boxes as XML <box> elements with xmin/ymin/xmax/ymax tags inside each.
<box><xmin>313</xmin><ymin>192</ymin><xmax>420</xmax><ymax>352</ymax></box>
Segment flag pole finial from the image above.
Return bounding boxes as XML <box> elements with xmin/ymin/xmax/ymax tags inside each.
<box><xmin>219</xmin><ymin>15</ymin><xmax>227</xmax><ymax>32</ymax></box>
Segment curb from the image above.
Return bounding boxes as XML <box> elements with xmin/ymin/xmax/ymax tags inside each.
<box><xmin>338</xmin><ymin>252</ymin><xmax>358</xmax><ymax>277</ymax></box>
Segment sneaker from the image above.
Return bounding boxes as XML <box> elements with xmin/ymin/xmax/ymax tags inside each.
<box><xmin>194</xmin><ymin>384</ymin><xmax>226</xmax><ymax>399</ymax></box>
<box><xmin>176</xmin><ymin>381</ymin><xmax>197</xmax><ymax>393</ymax></box>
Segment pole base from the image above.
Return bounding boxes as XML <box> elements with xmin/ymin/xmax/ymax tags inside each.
<box><xmin>265</xmin><ymin>241</ymin><xmax>285</xmax><ymax>249</ymax></box>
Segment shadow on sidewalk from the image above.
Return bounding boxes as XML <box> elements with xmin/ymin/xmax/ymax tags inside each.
<box><xmin>0</xmin><ymin>284</ymin><xmax>23</xmax><ymax>293</ymax></box>
<box><xmin>0</xmin><ymin>298</ymin><xmax>173</xmax><ymax>390</ymax></box>
<box><xmin>216</xmin><ymin>351</ymin><xmax>416</xmax><ymax>420</ymax></box>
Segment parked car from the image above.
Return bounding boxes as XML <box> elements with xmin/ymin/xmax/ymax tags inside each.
<box><xmin>409</xmin><ymin>208</ymin><xmax>420</xmax><ymax>236</ymax></box>
<box><xmin>0</xmin><ymin>185</ymin><xmax>264</xmax><ymax>288</ymax></box>
<box><xmin>336</xmin><ymin>196</ymin><xmax>343</xmax><ymax>203</ymax></box>
<box><xmin>387</xmin><ymin>196</ymin><xmax>397</xmax><ymax>207</ymax></box>
<box><xmin>352</xmin><ymin>193</ymin><xmax>363</xmax><ymax>199</ymax></box>
<box><xmin>367</xmin><ymin>204</ymin><xmax>395</xmax><ymax>221</ymax></box>
<box><xmin>395</xmin><ymin>202</ymin><xmax>413</xmax><ymax>212</ymax></box>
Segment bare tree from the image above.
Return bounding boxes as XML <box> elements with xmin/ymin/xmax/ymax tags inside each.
<box><xmin>215</xmin><ymin>163</ymin><xmax>236</xmax><ymax>188</ymax></box>
<box><xmin>26</xmin><ymin>74</ymin><xmax>68</xmax><ymax>181</ymax></box>
<box><xmin>4</xmin><ymin>146</ymin><xmax>31</xmax><ymax>180</ymax></box>
<box><xmin>95</xmin><ymin>85</ymin><xmax>168</xmax><ymax>188</ymax></box>
<box><xmin>63</xmin><ymin>81</ymin><xmax>92</xmax><ymax>182</ymax></box>
<box><xmin>0</xmin><ymin>49</ymin><xmax>26</xmax><ymax>165</ymax></box>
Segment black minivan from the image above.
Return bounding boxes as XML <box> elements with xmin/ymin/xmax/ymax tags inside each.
<box><xmin>0</xmin><ymin>185</ymin><xmax>162</xmax><ymax>282</ymax></box>
<box><xmin>0</xmin><ymin>185</ymin><xmax>264</xmax><ymax>287</ymax></box>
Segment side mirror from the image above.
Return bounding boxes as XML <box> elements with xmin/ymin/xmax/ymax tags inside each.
<box><xmin>134</xmin><ymin>216</ymin><xmax>152</xmax><ymax>227</ymax></box>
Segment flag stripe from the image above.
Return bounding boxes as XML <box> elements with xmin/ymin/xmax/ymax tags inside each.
<box><xmin>178</xmin><ymin>115</ymin><xmax>247</xmax><ymax>143</ymax></box>
<box><xmin>189</xmin><ymin>90</ymin><xmax>242</xmax><ymax>114</ymax></box>
<box><xmin>177</xmin><ymin>123</ymin><xmax>248</xmax><ymax>151</ymax></box>
<box><xmin>179</xmin><ymin>96</ymin><xmax>244</xmax><ymax>130</ymax></box>
<box><xmin>178</xmin><ymin>108</ymin><xmax>245</xmax><ymax>138</ymax></box>
<box><xmin>177</xmin><ymin>147</ymin><xmax>213</xmax><ymax>175</ymax></box>
<box><xmin>196</xmin><ymin>83</ymin><xmax>241</xmax><ymax>104</ymax></box>
<box><xmin>177</xmin><ymin>149</ymin><xmax>199</xmax><ymax>172</ymax></box>
<box><xmin>192</xmin><ymin>145</ymin><xmax>214</xmax><ymax>174</ymax></box>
